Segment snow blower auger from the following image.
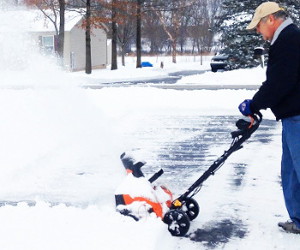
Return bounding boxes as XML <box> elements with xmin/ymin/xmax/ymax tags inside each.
<box><xmin>163</xmin><ymin>112</ymin><xmax>262</xmax><ymax>237</ymax></box>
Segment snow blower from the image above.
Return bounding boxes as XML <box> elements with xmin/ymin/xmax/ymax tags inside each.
<box><xmin>115</xmin><ymin>153</ymin><xmax>173</xmax><ymax>221</ymax></box>
<box><xmin>162</xmin><ymin>112</ymin><xmax>262</xmax><ymax>236</ymax></box>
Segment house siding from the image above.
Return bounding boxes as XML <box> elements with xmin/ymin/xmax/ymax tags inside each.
<box><xmin>63</xmin><ymin>30</ymin><xmax>71</xmax><ymax>70</ymax></box>
<box><xmin>28</xmin><ymin>16</ymin><xmax>107</xmax><ymax>72</ymax></box>
<box><xmin>69</xmin><ymin>21</ymin><xmax>107</xmax><ymax>71</ymax></box>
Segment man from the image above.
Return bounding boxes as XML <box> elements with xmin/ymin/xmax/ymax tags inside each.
<box><xmin>238</xmin><ymin>2</ymin><xmax>300</xmax><ymax>234</ymax></box>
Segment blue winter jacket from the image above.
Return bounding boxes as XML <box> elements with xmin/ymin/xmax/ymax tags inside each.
<box><xmin>251</xmin><ymin>23</ymin><xmax>300</xmax><ymax>120</ymax></box>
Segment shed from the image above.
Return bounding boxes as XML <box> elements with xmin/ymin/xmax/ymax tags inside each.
<box><xmin>27</xmin><ymin>10</ymin><xmax>109</xmax><ymax>71</ymax></box>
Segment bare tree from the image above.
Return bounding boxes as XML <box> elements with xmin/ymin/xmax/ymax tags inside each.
<box><xmin>57</xmin><ymin>0</ymin><xmax>65</xmax><ymax>59</ymax></box>
<box><xmin>111</xmin><ymin>0</ymin><xmax>118</xmax><ymax>70</ymax></box>
<box><xmin>117</xmin><ymin>12</ymin><xmax>135</xmax><ymax>66</ymax></box>
<box><xmin>143</xmin><ymin>10</ymin><xmax>168</xmax><ymax>54</ymax></box>
<box><xmin>24</xmin><ymin>0</ymin><xmax>65</xmax><ymax>61</ymax></box>
<box><xmin>136</xmin><ymin>0</ymin><xmax>142</xmax><ymax>67</ymax></box>
<box><xmin>189</xmin><ymin>0</ymin><xmax>221</xmax><ymax>54</ymax></box>
<box><xmin>85</xmin><ymin>0</ymin><xmax>92</xmax><ymax>73</ymax></box>
<box><xmin>151</xmin><ymin>0</ymin><xmax>196</xmax><ymax>63</ymax></box>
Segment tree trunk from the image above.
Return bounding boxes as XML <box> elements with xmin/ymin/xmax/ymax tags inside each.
<box><xmin>111</xmin><ymin>0</ymin><xmax>118</xmax><ymax>70</ymax></box>
<box><xmin>121</xmin><ymin>44</ymin><xmax>125</xmax><ymax>66</ymax></box>
<box><xmin>172</xmin><ymin>39</ymin><xmax>177</xmax><ymax>63</ymax></box>
<box><xmin>136</xmin><ymin>0</ymin><xmax>142</xmax><ymax>68</ymax></box>
<box><xmin>85</xmin><ymin>0</ymin><xmax>92</xmax><ymax>74</ymax></box>
<box><xmin>57</xmin><ymin>0</ymin><xmax>65</xmax><ymax>65</ymax></box>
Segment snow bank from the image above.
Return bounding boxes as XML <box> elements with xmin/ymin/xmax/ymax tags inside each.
<box><xmin>0</xmin><ymin>201</ymin><xmax>167</xmax><ymax>250</ymax></box>
<box><xmin>177</xmin><ymin>66</ymin><xmax>266</xmax><ymax>86</ymax></box>
<box><xmin>0</xmin><ymin>8</ymin><xmax>77</xmax><ymax>88</ymax></box>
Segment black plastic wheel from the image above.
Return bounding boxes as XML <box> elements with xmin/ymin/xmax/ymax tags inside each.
<box><xmin>181</xmin><ymin>197</ymin><xmax>200</xmax><ymax>221</ymax></box>
<box><xmin>163</xmin><ymin>209</ymin><xmax>190</xmax><ymax>236</ymax></box>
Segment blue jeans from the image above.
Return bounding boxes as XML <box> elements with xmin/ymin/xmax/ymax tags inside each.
<box><xmin>281</xmin><ymin>115</ymin><xmax>300</xmax><ymax>228</ymax></box>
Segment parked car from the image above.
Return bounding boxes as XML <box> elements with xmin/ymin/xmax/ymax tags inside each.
<box><xmin>210</xmin><ymin>54</ymin><xmax>229</xmax><ymax>72</ymax></box>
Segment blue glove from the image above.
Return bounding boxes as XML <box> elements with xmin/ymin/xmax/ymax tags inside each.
<box><xmin>238</xmin><ymin>99</ymin><xmax>253</xmax><ymax>116</ymax></box>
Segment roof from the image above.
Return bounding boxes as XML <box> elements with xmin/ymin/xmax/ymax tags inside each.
<box><xmin>4</xmin><ymin>8</ymin><xmax>83</xmax><ymax>33</ymax></box>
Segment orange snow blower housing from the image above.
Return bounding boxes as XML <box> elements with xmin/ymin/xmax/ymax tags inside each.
<box><xmin>115</xmin><ymin>153</ymin><xmax>173</xmax><ymax>220</ymax></box>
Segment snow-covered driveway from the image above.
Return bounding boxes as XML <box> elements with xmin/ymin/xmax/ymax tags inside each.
<box><xmin>0</xmin><ymin>86</ymin><xmax>299</xmax><ymax>249</ymax></box>
<box><xmin>115</xmin><ymin>101</ymin><xmax>286</xmax><ymax>248</ymax></box>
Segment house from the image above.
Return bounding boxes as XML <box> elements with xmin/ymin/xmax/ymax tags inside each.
<box><xmin>27</xmin><ymin>10</ymin><xmax>109</xmax><ymax>71</ymax></box>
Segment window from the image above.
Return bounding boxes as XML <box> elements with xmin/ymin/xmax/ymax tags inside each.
<box><xmin>41</xmin><ymin>36</ymin><xmax>54</xmax><ymax>54</ymax></box>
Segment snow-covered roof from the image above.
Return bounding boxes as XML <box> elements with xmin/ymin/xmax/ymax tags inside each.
<box><xmin>5</xmin><ymin>8</ymin><xmax>83</xmax><ymax>33</ymax></box>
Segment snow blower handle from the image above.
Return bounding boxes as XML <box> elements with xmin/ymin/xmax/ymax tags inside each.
<box><xmin>232</xmin><ymin>111</ymin><xmax>262</xmax><ymax>138</ymax></box>
<box><xmin>148</xmin><ymin>169</ymin><xmax>164</xmax><ymax>183</ymax></box>
<box><xmin>249</xmin><ymin>111</ymin><xmax>262</xmax><ymax>127</ymax></box>
<box><xmin>247</xmin><ymin>115</ymin><xmax>255</xmax><ymax>129</ymax></box>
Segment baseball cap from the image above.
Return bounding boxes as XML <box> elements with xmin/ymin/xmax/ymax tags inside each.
<box><xmin>246</xmin><ymin>2</ymin><xmax>282</xmax><ymax>30</ymax></box>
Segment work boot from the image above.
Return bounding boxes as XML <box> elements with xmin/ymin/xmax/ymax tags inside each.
<box><xmin>278</xmin><ymin>220</ymin><xmax>300</xmax><ymax>234</ymax></box>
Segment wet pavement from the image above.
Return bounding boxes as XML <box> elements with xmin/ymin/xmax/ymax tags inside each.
<box><xmin>83</xmin><ymin>69</ymin><xmax>208</xmax><ymax>88</ymax></box>
<box><xmin>122</xmin><ymin>113</ymin><xmax>279</xmax><ymax>247</ymax></box>
<box><xmin>189</xmin><ymin>219</ymin><xmax>247</xmax><ymax>248</ymax></box>
<box><xmin>83</xmin><ymin>69</ymin><xmax>260</xmax><ymax>90</ymax></box>
<box><xmin>129</xmin><ymin>115</ymin><xmax>278</xmax><ymax>191</ymax></box>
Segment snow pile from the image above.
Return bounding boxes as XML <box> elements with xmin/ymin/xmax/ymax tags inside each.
<box><xmin>0</xmin><ymin>8</ymin><xmax>76</xmax><ymax>88</ymax></box>
<box><xmin>0</xmin><ymin>87</ymin><xmax>124</xmax><ymax>204</ymax></box>
<box><xmin>177</xmin><ymin>66</ymin><xmax>266</xmax><ymax>86</ymax></box>
<box><xmin>0</xmin><ymin>201</ymin><xmax>165</xmax><ymax>250</ymax></box>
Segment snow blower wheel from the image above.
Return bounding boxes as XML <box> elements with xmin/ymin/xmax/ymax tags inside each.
<box><xmin>182</xmin><ymin>197</ymin><xmax>200</xmax><ymax>221</ymax></box>
<box><xmin>163</xmin><ymin>209</ymin><xmax>190</xmax><ymax>236</ymax></box>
